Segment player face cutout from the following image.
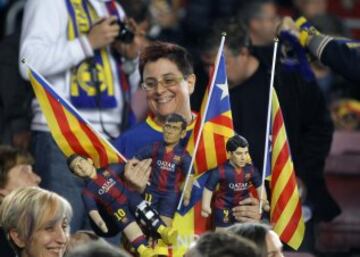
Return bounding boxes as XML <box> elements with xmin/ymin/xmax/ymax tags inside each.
<box><xmin>163</xmin><ymin>121</ymin><xmax>186</xmax><ymax>147</ymax></box>
<box><xmin>70</xmin><ymin>156</ymin><xmax>96</xmax><ymax>178</ymax></box>
<box><xmin>228</xmin><ymin>146</ymin><xmax>249</xmax><ymax>168</ymax></box>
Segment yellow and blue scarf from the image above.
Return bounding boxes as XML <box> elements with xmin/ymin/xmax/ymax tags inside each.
<box><xmin>66</xmin><ymin>0</ymin><xmax>118</xmax><ymax>109</ymax></box>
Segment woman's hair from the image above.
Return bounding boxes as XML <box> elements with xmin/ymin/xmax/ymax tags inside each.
<box><xmin>0</xmin><ymin>187</ymin><xmax>73</xmax><ymax>253</ymax></box>
<box><xmin>139</xmin><ymin>41</ymin><xmax>194</xmax><ymax>80</ymax></box>
<box><xmin>0</xmin><ymin>145</ymin><xmax>34</xmax><ymax>188</ymax></box>
<box><xmin>193</xmin><ymin>231</ymin><xmax>260</xmax><ymax>257</ymax></box>
<box><xmin>227</xmin><ymin>223</ymin><xmax>271</xmax><ymax>257</ymax></box>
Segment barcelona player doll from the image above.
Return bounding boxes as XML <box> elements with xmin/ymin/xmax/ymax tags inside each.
<box><xmin>134</xmin><ymin>113</ymin><xmax>194</xmax><ymax>228</ymax></box>
<box><xmin>67</xmin><ymin>155</ymin><xmax>178</xmax><ymax>257</ymax></box>
<box><xmin>201</xmin><ymin>134</ymin><xmax>270</xmax><ymax>231</ymax></box>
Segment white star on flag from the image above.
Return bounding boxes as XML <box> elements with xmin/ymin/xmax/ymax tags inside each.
<box><xmin>216</xmin><ymin>80</ymin><xmax>229</xmax><ymax>100</ymax></box>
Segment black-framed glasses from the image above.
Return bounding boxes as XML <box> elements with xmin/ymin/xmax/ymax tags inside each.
<box><xmin>141</xmin><ymin>75</ymin><xmax>185</xmax><ymax>91</ymax></box>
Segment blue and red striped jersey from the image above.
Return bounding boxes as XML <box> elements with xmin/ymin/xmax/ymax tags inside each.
<box><xmin>135</xmin><ymin>142</ymin><xmax>193</xmax><ymax>193</ymax></box>
<box><xmin>205</xmin><ymin>161</ymin><xmax>261</xmax><ymax>209</ymax></box>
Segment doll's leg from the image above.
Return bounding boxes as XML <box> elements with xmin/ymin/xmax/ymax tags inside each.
<box><xmin>213</xmin><ymin>208</ymin><xmax>234</xmax><ymax>231</ymax></box>
<box><xmin>135</xmin><ymin>200</ymin><xmax>178</xmax><ymax>245</ymax></box>
<box><xmin>123</xmin><ymin>222</ymin><xmax>168</xmax><ymax>257</ymax></box>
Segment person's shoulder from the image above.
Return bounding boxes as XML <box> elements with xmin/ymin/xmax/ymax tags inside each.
<box><xmin>112</xmin><ymin>117</ymin><xmax>164</xmax><ymax>158</ymax></box>
<box><xmin>121</xmin><ymin>120</ymin><xmax>152</xmax><ymax>138</ymax></box>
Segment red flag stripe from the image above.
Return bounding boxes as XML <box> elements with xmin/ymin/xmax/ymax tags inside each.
<box><xmin>194</xmin><ymin>202</ymin><xmax>208</xmax><ymax>235</ymax></box>
<box><xmin>272</xmin><ymin>109</ymin><xmax>282</xmax><ymax>138</ymax></box>
<box><xmin>279</xmin><ymin>199</ymin><xmax>303</xmax><ymax>242</ymax></box>
<box><xmin>194</xmin><ymin>136</ymin><xmax>208</xmax><ymax>173</ymax></box>
<box><xmin>271</xmin><ymin>171</ymin><xmax>296</xmax><ymax>223</ymax></box>
<box><xmin>78</xmin><ymin>122</ymin><xmax>109</xmax><ymax>167</ymax></box>
<box><xmin>209</xmin><ymin>115</ymin><xmax>233</xmax><ymax>128</ymax></box>
<box><xmin>270</xmin><ymin>142</ymin><xmax>290</xmax><ymax>189</ymax></box>
<box><xmin>214</xmin><ymin>133</ymin><xmax>227</xmax><ymax>165</ymax></box>
<box><xmin>47</xmin><ymin>91</ymin><xmax>90</xmax><ymax>157</ymax></box>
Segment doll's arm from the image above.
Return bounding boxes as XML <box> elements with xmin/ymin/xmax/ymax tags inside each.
<box><xmin>183</xmin><ymin>175</ymin><xmax>194</xmax><ymax>206</ymax></box>
<box><xmin>201</xmin><ymin>188</ymin><xmax>213</xmax><ymax>217</ymax></box>
<box><xmin>256</xmin><ymin>186</ymin><xmax>270</xmax><ymax>212</ymax></box>
<box><xmin>89</xmin><ymin>210</ymin><xmax>109</xmax><ymax>233</ymax></box>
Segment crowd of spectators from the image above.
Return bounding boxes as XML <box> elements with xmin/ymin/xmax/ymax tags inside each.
<box><xmin>1</xmin><ymin>0</ymin><xmax>359</xmax><ymax>256</ymax></box>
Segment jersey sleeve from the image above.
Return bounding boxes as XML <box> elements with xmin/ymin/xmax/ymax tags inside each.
<box><xmin>204</xmin><ymin>168</ymin><xmax>220</xmax><ymax>191</ymax></box>
<box><xmin>251</xmin><ymin>166</ymin><xmax>262</xmax><ymax>188</ymax></box>
<box><xmin>181</xmin><ymin>152</ymin><xmax>193</xmax><ymax>176</ymax></box>
<box><xmin>82</xmin><ymin>187</ymin><xmax>98</xmax><ymax>212</ymax></box>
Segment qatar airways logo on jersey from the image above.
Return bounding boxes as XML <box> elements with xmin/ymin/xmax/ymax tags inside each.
<box><xmin>228</xmin><ymin>182</ymin><xmax>248</xmax><ymax>191</ymax></box>
<box><xmin>156</xmin><ymin>160</ymin><xmax>176</xmax><ymax>172</ymax></box>
<box><xmin>98</xmin><ymin>178</ymin><xmax>116</xmax><ymax>195</ymax></box>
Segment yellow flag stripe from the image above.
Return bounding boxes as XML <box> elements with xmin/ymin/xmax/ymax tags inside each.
<box><xmin>203</xmin><ymin>122</ymin><xmax>234</xmax><ymax>136</ymax></box>
<box><xmin>62</xmin><ymin>109</ymin><xmax>101</xmax><ymax>164</ymax></box>
<box><xmin>270</xmin><ymin>158</ymin><xmax>292</xmax><ymax>216</ymax></box>
<box><xmin>287</xmin><ymin>217</ymin><xmax>305</xmax><ymax>249</ymax></box>
<box><xmin>271</xmin><ymin>126</ymin><xmax>287</xmax><ymax>170</ymax></box>
<box><xmin>202</xmin><ymin>129</ymin><xmax>217</xmax><ymax>169</ymax></box>
<box><xmin>273</xmin><ymin>188</ymin><xmax>300</xmax><ymax>235</ymax></box>
<box><xmin>30</xmin><ymin>76</ymin><xmax>74</xmax><ymax>155</ymax></box>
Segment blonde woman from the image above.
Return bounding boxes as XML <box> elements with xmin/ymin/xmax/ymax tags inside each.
<box><xmin>0</xmin><ymin>187</ymin><xmax>72</xmax><ymax>257</ymax></box>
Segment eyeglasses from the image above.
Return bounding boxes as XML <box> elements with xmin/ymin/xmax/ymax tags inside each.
<box><xmin>142</xmin><ymin>75</ymin><xmax>184</xmax><ymax>91</ymax></box>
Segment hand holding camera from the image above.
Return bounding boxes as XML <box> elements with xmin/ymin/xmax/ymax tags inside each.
<box><xmin>112</xmin><ymin>18</ymin><xmax>141</xmax><ymax>60</ymax></box>
<box><xmin>87</xmin><ymin>16</ymin><xmax>120</xmax><ymax>50</ymax></box>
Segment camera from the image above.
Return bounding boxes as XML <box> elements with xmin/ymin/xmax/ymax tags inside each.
<box><xmin>114</xmin><ymin>19</ymin><xmax>134</xmax><ymax>44</ymax></box>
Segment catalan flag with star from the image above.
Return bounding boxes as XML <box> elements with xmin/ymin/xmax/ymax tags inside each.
<box><xmin>267</xmin><ymin>89</ymin><xmax>305</xmax><ymax>249</ymax></box>
<box><xmin>27</xmin><ymin>65</ymin><xmax>127</xmax><ymax>168</ymax></box>
<box><xmin>177</xmin><ymin>37</ymin><xmax>234</xmax><ymax>242</ymax></box>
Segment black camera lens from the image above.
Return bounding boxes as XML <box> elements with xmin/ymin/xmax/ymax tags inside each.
<box><xmin>115</xmin><ymin>20</ymin><xmax>135</xmax><ymax>44</ymax></box>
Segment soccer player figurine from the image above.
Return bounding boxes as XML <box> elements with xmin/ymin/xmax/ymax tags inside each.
<box><xmin>201</xmin><ymin>134</ymin><xmax>270</xmax><ymax>231</ymax></box>
<box><xmin>134</xmin><ymin>113</ymin><xmax>194</xmax><ymax>227</ymax></box>
<box><xmin>67</xmin><ymin>155</ymin><xmax>178</xmax><ymax>257</ymax></box>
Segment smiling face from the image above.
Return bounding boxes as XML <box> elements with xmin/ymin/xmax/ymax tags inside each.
<box><xmin>142</xmin><ymin>58</ymin><xmax>195</xmax><ymax>124</ymax></box>
<box><xmin>21</xmin><ymin>217</ymin><xmax>70</xmax><ymax>257</ymax></box>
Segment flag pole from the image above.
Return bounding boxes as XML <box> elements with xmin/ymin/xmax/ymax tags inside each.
<box><xmin>177</xmin><ymin>33</ymin><xmax>226</xmax><ymax>210</ymax></box>
<box><xmin>259</xmin><ymin>38</ymin><xmax>279</xmax><ymax>213</ymax></box>
<box><xmin>21</xmin><ymin>58</ymin><xmax>128</xmax><ymax>164</ymax></box>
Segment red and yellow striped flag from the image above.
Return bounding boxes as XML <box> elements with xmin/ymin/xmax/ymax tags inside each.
<box><xmin>268</xmin><ymin>89</ymin><xmax>305</xmax><ymax>249</ymax></box>
<box><xmin>28</xmin><ymin>68</ymin><xmax>126</xmax><ymax>168</ymax></box>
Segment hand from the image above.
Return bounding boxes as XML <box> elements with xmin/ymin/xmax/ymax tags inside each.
<box><xmin>296</xmin><ymin>177</ymin><xmax>307</xmax><ymax>202</ymax></box>
<box><xmin>261</xmin><ymin>199</ymin><xmax>271</xmax><ymax>213</ymax></box>
<box><xmin>277</xmin><ymin>16</ymin><xmax>300</xmax><ymax>39</ymax></box>
<box><xmin>232</xmin><ymin>197</ymin><xmax>261</xmax><ymax>223</ymax></box>
<box><xmin>89</xmin><ymin>210</ymin><xmax>108</xmax><ymax>233</ymax></box>
<box><xmin>112</xmin><ymin>18</ymin><xmax>142</xmax><ymax>60</ymax></box>
<box><xmin>151</xmin><ymin>0</ymin><xmax>178</xmax><ymax>28</ymax></box>
<box><xmin>183</xmin><ymin>192</ymin><xmax>191</xmax><ymax>207</ymax></box>
<box><xmin>87</xmin><ymin>16</ymin><xmax>119</xmax><ymax>50</ymax></box>
<box><xmin>124</xmin><ymin>158</ymin><xmax>151</xmax><ymax>193</ymax></box>
<box><xmin>201</xmin><ymin>207</ymin><xmax>212</xmax><ymax>218</ymax></box>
